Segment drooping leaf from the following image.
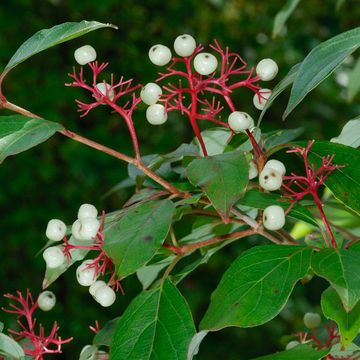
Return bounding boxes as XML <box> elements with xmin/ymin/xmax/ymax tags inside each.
<box><xmin>312</xmin><ymin>248</ymin><xmax>360</xmax><ymax>311</ymax></box>
<box><xmin>200</xmin><ymin>245</ymin><xmax>312</xmax><ymax>331</ymax></box>
<box><xmin>348</xmin><ymin>57</ymin><xmax>360</xmax><ymax>102</ymax></box>
<box><xmin>0</xmin><ymin>115</ymin><xmax>63</xmax><ymax>163</ymax></box>
<box><xmin>321</xmin><ymin>287</ymin><xmax>360</xmax><ymax>347</ymax></box>
<box><xmin>3</xmin><ymin>21</ymin><xmax>116</xmax><ymax>73</ymax></box>
<box><xmin>0</xmin><ymin>333</ymin><xmax>25</xmax><ymax>360</ymax></box>
<box><xmin>187</xmin><ymin>331</ymin><xmax>209</xmax><ymax>360</ymax></box>
<box><xmin>283</xmin><ymin>27</ymin><xmax>360</xmax><ymax>118</ymax></box>
<box><xmin>110</xmin><ymin>279</ymin><xmax>195</xmax><ymax>360</ymax></box>
<box><xmin>103</xmin><ymin>200</ymin><xmax>175</xmax><ymax>279</ymax></box>
<box><xmin>331</xmin><ymin>118</ymin><xmax>360</xmax><ymax>148</ymax></box>
<box><xmin>272</xmin><ymin>0</ymin><xmax>301</xmax><ymax>39</ymax></box>
<box><xmin>187</xmin><ymin>150</ymin><xmax>249</xmax><ymax>220</ymax></box>
<box><xmin>251</xmin><ymin>344</ymin><xmax>329</xmax><ymax>360</ymax></box>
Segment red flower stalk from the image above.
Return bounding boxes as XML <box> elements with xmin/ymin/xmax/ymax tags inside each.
<box><xmin>157</xmin><ymin>40</ymin><xmax>264</xmax><ymax>156</ymax></box>
<box><xmin>2</xmin><ymin>290</ymin><xmax>72</xmax><ymax>359</ymax></box>
<box><xmin>282</xmin><ymin>140</ymin><xmax>344</xmax><ymax>248</ymax></box>
<box><xmin>66</xmin><ymin>61</ymin><xmax>142</xmax><ymax>160</ymax></box>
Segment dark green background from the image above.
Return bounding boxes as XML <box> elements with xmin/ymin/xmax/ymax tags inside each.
<box><xmin>0</xmin><ymin>1</ymin><xmax>359</xmax><ymax>359</ymax></box>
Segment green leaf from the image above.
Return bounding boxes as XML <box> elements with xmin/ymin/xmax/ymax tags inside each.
<box><xmin>258</xmin><ymin>63</ymin><xmax>300</xmax><ymax>124</ymax></box>
<box><xmin>0</xmin><ymin>115</ymin><xmax>63</xmax><ymax>163</ymax></box>
<box><xmin>321</xmin><ymin>287</ymin><xmax>360</xmax><ymax>347</ymax></box>
<box><xmin>300</xmin><ymin>141</ymin><xmax>360</xmax><ymax>215</ymax></box>
<box><xmin>200</xmin><ymin>245</ymin><xmax>312</xmax><ymax>331</ymax></box>
<box><xmin>272</xmin><ymin>0</ymin><xmax>301</xmax><ymax>39</ymax></box>
<box><xmin>103</xmin><ymin>200</ymin><xmax>175</xmax><ymax>279</ymax></box>
<box><xmin>348</xmin><ymin>57</ymin><xmax>360</xmax><ymax>101</ymax></box>
<box><xmin>262</xmin><ymin>128</ymin><xmax>304</xmax><ymax>151</ymax></box>
<box><xmin>331</xmin><ymin>118</ymin><xmax>360</xmax><ymax>148</ymax></box>
<box><xmin>110</xmin><ymin>279</ymin><xmax>195</xmax><ymax>359</ymax></box>
<box><xmin>4</xmin><ymin>21</ymin><xmax>116</xmax><ymax>73</ymax></box>
<box><xmin>251</xmin><ymin>344</ymin><xmax>329</xmax><ymax>360</ymax></box>
<box><xmin>93</xmin><ymin>317</ymin><xmax>120</xmax><ymax>347</ymax></box>
<box><xmin>187</xmin><ymin>150</ymin><xmax>249</xmax><ymax>220</ymax></box>
<box><xmin>312</xmin><ymin>248</ymin><xmax>360</xmax><ymax>311</ymax></box>
<box><xmin>284</xmin><ymin>27</ymin><xmax>360</xmax><ymax>119</ymax></box>
<box><xmin>0</xmin><ymin>333</ymin><xmax>25</xmax><ymax>360</ymax></box>
<box><xmin>237</xmin><ymin>189</ymin><xmax>318</xmax><ymax>226</ymax></box>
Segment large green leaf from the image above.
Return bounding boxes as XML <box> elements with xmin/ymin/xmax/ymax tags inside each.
<box><xmin>283</xmin><ymin>27</ymin><xmax>360</xmax><ymax>118</ymax></box>
<box><xmin>251</xmin><ymin>344</ymin><xmax>329</xmax><ymax>360</ymax></box>
<box><xmin>200</xmin><ymin>245</ymin><xmax>312</xmax><ymax>330</ymax></box>
<box><xmin>272</xmin><ymin>0</ymin><xmax>301</xmax><ymax>39</ymax></box>
<box><xmin>312</xmin><ymin>248</ymin><xmax>360</xmax><ymax>311</ymax></box>
<box><xmin>0</xmin><ymin>333</ymin><xmax>25</xmax><ymax>360</ymax></box>
<box><xmin>321</xmin><ymin>287</ymin><xmax>360</xmax><ymax>347</ymax></box>
<box><xmin>3</xmin><ymin>21</ymin><xmax>116</xmax><ymax>73</ymax></box>
<box><xmin>348</xmin><ymin>57</ymin><xmax>360</xmax><ymax>102</ymax></box>
<box><xmin>110</xmin><ymin>280</ymin><xmax>195</xmax><ymax>359</ymax></box>
<box><xmin>0</xmin><ymin>115</ymin><xmax>63</xmax><ymax>163</ymax></box>
<box><xmin>103</xmin><ymin>200</ymin><xmax>175</xmax><ymax>279</ymax></box>
<box><xmin>331</xmin><ymin>118</ymin><xmax>360</xmax><ymax>148</ymax></box>
<box><xmin>187</xmin><ymin>150</ymin><xmax>249</xmax><ymax>221</ymax></box>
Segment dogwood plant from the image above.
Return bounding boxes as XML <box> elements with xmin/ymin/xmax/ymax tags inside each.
<box><xmin>0</xmin><ymin>21</ymin><xmax>359</xmax><ymax>360</ymax></box>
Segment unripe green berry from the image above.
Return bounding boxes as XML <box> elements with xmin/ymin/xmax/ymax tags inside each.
<box><xmin>303</xmin><ymin>312</ymin><xmax>322</xmax><ymax>329</ymax></box>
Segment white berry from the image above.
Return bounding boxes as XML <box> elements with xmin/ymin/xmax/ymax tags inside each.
<box><xmin>79</xmin><ymin>345</ymin><xmax>97</xmax><ymax>360</ymax></box>
<box><xmin>285</xmin><ymin>340</ymin><xmax>299</xmax><ymax>350</ymax></box>
<box><xmin>148</xmin><ymin>44</ymin><xmax>172</xmax><ymax>66</ymax></box>
<box><xmin>259</xmin><ymin>167</ymin><xmax>283</xmax><ymax>191</ymax></box>
<box><xmin>303</xmin><ymin>312</ymin><xmax>322</xmax><ymax>329</ymax></box>
<box><xmin>79</xmin><ymin>218</ymin><xmax>100</xmax><ymax>241</ymax></box>
<box><xmin>256</xmin><ymin>58</ymin><xmax>278</xmax><ymax>81</ymax></box>
<box><xmin>174</xmin><ymin>34</ymin><xmax>196</xmax><ymax>57</ymax></box>
<box><xmin>71</xmin><ymin>219</ymin><xmax>82</xmax><ymax>240</ymax></box>
<box><xmin>263</xmin><ymin>205</ymin><xmax>285</xmax><ymax>231</ymax></box>
<box><xmin>193</xmin><ymin>53</ymin><xmax>218</xmax><ymax>75</ymax></box>
<box><xmin>76</xmin><ymin>260</ymin><xmax>98</xmax><ymax>286</ymax></box>
<box><xmin>78</xmin><ymin>204</ymin><xmax>98</xmax><ymax>220</ymax></box>
<box><xmin>264</xmin><ymin>159</ymin><xmax>286</xmax><ymax>176</ymax></box>
<box><xmin>249</xmin><ymin>161</ymin><xmax>258</xmax><ymax>180</ymax></box>
<box><xmin>37</xmin><ymin>291</ymin><xmax>56</xmax><ymax>311</ymax></box>
<box><xmin>146</xmin><ymin>104</ymin><xmax>168</xmax><ymax>125</ymax></box>
<box><xmin>43</xmin><ymin>246</ymin><xmax>65</xmax><ymax>268</ymax></box>
<box><xmin>74</xmin><ymin>45</ymin><xmax>96</xmax><ymax>65</ymax></box>
<box><xmin>96</xmin><ymin>82</ymin><xmax>115</xmax><ymax>101</ymax></box>
<box><xmin>228</xmin><ymin>111</ymin><xmax>254</xmax><ymax>132</ymax></box>
<box><xmin>89</xmin><ymin>280</ymin><xmax>107</xmax><ymax>296</ymax></box>
<box><xmin>45</xmin><ymin>219</ymin><xmax>66</xmax><ymax>242</ymax></box>
<box><xmin>94</xmin><ymin>285</ymin><xmax>116</xmax><ymax>307</ymax></box>
<box><xmin>140</xmin><ymin>83</ymin><xmax>162</xmax><ymax>105</ymax></box>
<box><xmin>253</xmin><ymin>89</ymin><xmax>272</xmax><ymax>110</ymax></box>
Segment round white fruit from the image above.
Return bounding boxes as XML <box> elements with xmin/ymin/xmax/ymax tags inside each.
<box><xmin>45</xmin><ymin>219</ymin><xmax>66</xmax><ymax>242</ymax></box>
<box><xmin>253</xmin><ymin>88</ymin><xmax>272</xmax><ymax>110</ymax></box>
<box><xmin>148</xmin><ymin>44</ymin><xmax>172</xmax><ymax>66</ymax></box>
<box><xmin>79</xmin><ymin>345</ymin><xmax>97</xmax><ymax>360</ymax></box>
<box><xmin>256</xmin><ymin>58</ymin><xmax>278</xmax><ymax>81</ymax></box>
<box><xmin>249</xmin><ymin>161</ymin><xmax>258</xmax><ymax>180</ymax></box>
<box><xmin>146</xmin><ymin>104</ymin><xmax>168</xmax><ymax>125</ymax></box>
<box><xmin>264</xmin><ymin>159</ymin><xmax>286</xmax><ymax>176</ymax></box>
<box><xmin>37</xmin><ymin>291</ymin><xmax>56</xmax><ymax>311</ymax></box>
<box><xmin>140</xmin><ymin>83</ymin><xmax>162</xmax><ymax>105</ymax></box>
<box><xmin>76</xmin><ymin>260</ymin><xmax>98</xmax><ymax>287</ymax></box>
<box><xmin>228</xmin><ymin>111</ymin><xmax>254</xmax><ymax>132</ymax></box>
<box><xmin>263</xmin><ymin>205</ymin><xmax>285</xmax><ymax>231</ymax></box>
<box><xmin>193</xmin><ymin>53</ymin><xmax>218</xmax><ymax>75</ymax></box>
<box><xmin>71</xmin><ymin>219</ymin><xmax>82</xmax><ymax>240</ymax></box>
<box><xmin>94</xmin><ymin>285</ymin><xmax>116</xmax><ymax>307</ymax></box>
<box><xmin>303</xmin><ymin>312</ymin><xmax>322</xmax><ymax>329</ymax></box>
<box><xmin>96</xmin><ymin>82</ymin><xmax>115</xmax><ymax>101</ymax></box>
<box><xmin>78</xmin><ymin>204</ymin><xmax>98</xmax><ymax>220</ymax></box>
<box><xmin>43</xmin><ymin>246</ymin><xmax>65</xmax><ymax>268</ymax></box>
<box><xmin>74</xmin><ymin>45</ymin><xmax>97</xmax><ymax>65</ymax></box>
<box><xmin>89</xmin><ymin>280</ymin><xmax>107</xmax><ymax>297</ymax></box>
<box><xmin>79</xmin><ymin>218</ymin><xmax>100</xmax><ymax>241</ymax></box>
<box><xmin>285</xmin><ymin>340</ymin><xmax>299</xmax><ymax>350</ymax></box>
<box><xmin>174</xmin><ymin>34</ymin><xmax>196</xmax><ymax>57</ymax></box>
<box><xmin>259</xmin><ymin>167</ymin><xmax>283</xmax><ymax>191</ymax></box>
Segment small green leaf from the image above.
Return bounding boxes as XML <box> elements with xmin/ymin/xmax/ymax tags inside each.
<box><xmin>4</xmin><ymin>21</ymin><xmax>116</xmax><ymax>73</ymax></box>
<box><xmin>331</xmin><ymin>118</ymin><xmax>360</xmax><ymax>148</ymax></box>
<box><xmin>110</xmin><ymin>279</ymin><xmax>195</xmax><ymax>359</ymax></box>
<box><xmin>251</xmin><ymin>344</ymin><xmax>329</xmax><ymax>360</ymax></box>
<box><xmin>93</xmin><ymin>317</ymin><xmax>120</xmax><ymax>347</ymax></box>
<box><xmin>321</xmin><ymin>287</ymin><xmax>360</xmax><ymax>347</ymax></box>
<box><xmin>0</xmin><ymin>333</ymin><xmax>25</xmax><ymax>360</ymax></box>
<box><xmin>284</xmin><ymin>27</ymin><xmax>360</xmax><ymax>119</ymax></box>
<box><xmin>347</xmin><ymin>57</ymin><xmax>360</xmax><ymax>101</ymax></box>
<box><xmin>272</xmin><ymin>0</ymin><xmax>301</xmax><ymax>39</ymax></box>
<box><xmin>0</xmin><ymin>115</ymin><xmax>63</xmax><ymax>163</ymax></box>
<box><xmin>312</xmin><ymin>248</ymin><xmax>360</xmax><ymax>311</ymax></box>
<box><xmin>187</xmin><ymin>150</ymin><xmax>249</xmax><ymax>221</ymax></box>
<box><xmin>200</xmin><ymin>245</ymin><xmax>312</xmax><ymax>331</ymax></box>
<box><xmin>103</xmin><ymin>200</ymin><xmax>175</xmax><ymax>279</ymax></box>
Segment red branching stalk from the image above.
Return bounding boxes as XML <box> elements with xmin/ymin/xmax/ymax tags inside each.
<box><xmin>282</xmin><ymin>140</ymin><xmax>344</xmax><ymax>248</ymax></box>
<box><xmin>66</xmin><ymin>61</ymin><xmax>142</xmax><ymax>160</ymax></box>
<box><xmin>157</xmin><ymin>40</ymin><xmax>264</xmax><ymax>156</ymax></box>
<box><xmin>2</xmin><ymin>290</ymin><xmax>72</xmax><ymax>359</ymax></box>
